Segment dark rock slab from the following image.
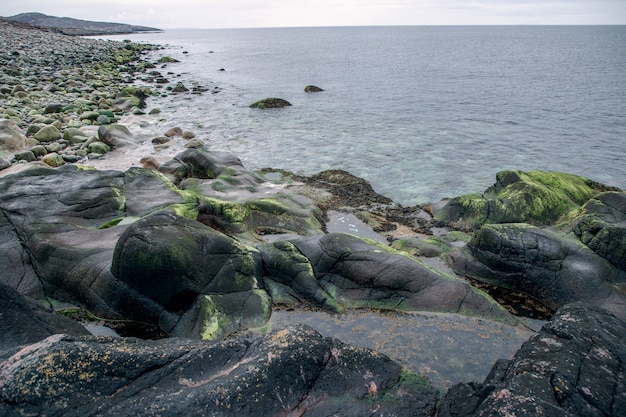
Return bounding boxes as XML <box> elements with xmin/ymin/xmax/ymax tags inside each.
<box><xmin>291</xmin><ymin>233</ymin><xmax>515</xmax><ymax>322</ymax></box>
<box><xmin>0</xmin><ymin>164</ymin><xmax>126</xmax><ymax>308</ymax></box>
<box><xmin>439</xmin><ymin>303</ymin><xmax>626</xmax><ymax>417</ymax></box>
<box><xmin>111</xmin><ymin>211</ymin><xmax>268</xmax><ymax>338</ymax></box>
<box><xmin>450</xmin><ymin>223</ymin><xmax>626</xmax><ymax>318</ymax></box>
<box><xmin>0</xmin><ymin>282</ymin><xmax>89</xmax><ymax>360</ymax></box>
<box><xmin>0</xmin><ymin>325</ymin><xmax>439</xmax><ymax>417</ymax></box>
<box><xmin>259</xmin><ymin>240</ymin><xmax>344</xmax><ymax>313</ymax></box>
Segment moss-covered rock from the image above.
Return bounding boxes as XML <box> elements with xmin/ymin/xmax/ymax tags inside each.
<box><xmin>259</xmin><ymin>241</ymin><xmax>344</xmax><ymax>314</ymax></box>
<box><xmin>291</xmin><ymin>233</ymin><xmax>515</xmax><ymax>323</ymax></box>
<box><xmin>88</xmin><ymin>141</ymin><xmax>111</xmax><ymax>154</ymax></box>
<box><xmin>97</xmin><ymin>124</ymin><xmax>134</xmax><ymax>148</ymax></box>
<box><xmin>391</xmin><ymin>236</ymin><xmax>455</xmax><ymax>258</ymax></box>
<box><xmin>62</xmin><ymin>127</ymin><xmax>87</xmax><ymax>142</ymax></box>
<box><xmin>30</xmin><ymin>145</ymin><xmax>47</xmax><ymax>158</ymax></box>
<box><xmin>571</xmin><ymin>191</ymin><xmax>626</xmax><ymax>271</ymax></box>
<box><xmin>13</xmin><ymin>150</ymin><xmax>36</xmax><ymax>162</ymax></box>
<box><xmin>158</xmin><ymin>56</ymin><xmax>180</xmax><ymax>63</ymax></box>
<box><xmin>434</xmin><ymin>169</ymin><xmax>613</xmax><ymax>229</ymax></box>
<box><xmin>245</xmin><ymin>196</ymin><xmax>325</xmax><ymax>237</ymax></box>
<box><xmin>250</xmin><ymin>98</ymin><xmax>292</xmax><ymax>109</ymax></box>
<box><xmin>41</xmin><ymin>152</ymin><xmax>65</xmax><ymax>168</ymax></box>
<box><xmin>33</xmin><ymin>124</ymin><xmax>61</xmax><ymax>142</ymax></box>
<box><xmin>111</xmin><ymin>212</ymin><xmax>266</xmax><ymax>337</ymax></box>
<box><xmin>173</xmin><ymin>289</ymin><xmax>272</xmax><ymax>340</ymax></box>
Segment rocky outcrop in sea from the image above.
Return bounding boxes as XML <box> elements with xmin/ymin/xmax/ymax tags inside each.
<box><xmin>1</xmin><ymin>19</ymin><xmax>625</xmax><ymax>416</ymax></box>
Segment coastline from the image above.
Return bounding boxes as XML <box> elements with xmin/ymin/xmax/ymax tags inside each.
<box><xmin>1</xmin><ymin>20</ymin><xmax>625</xmax><ymax>416</ymax></box>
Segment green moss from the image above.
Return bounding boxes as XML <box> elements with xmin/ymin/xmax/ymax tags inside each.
<box><xmin>58</xmin><ymin>307</ymin><xmax>81</xmax><ymax>317</ymax></box>
<box><xmin>246</xmin><ymin>198</ymin><xmax>291</xmax><ymax>215</ymax></box>
<box><xmin>391</xmin><ymin>237</ymin><xmax>454</xmax><ymax>258</ymax></box>
<box><xmin>98</xmin><ymin>217</ymin><xmax>124</xmax><ymax>229</ymax></box>
<box><xmin>199</xmin><ymin>197</ymin><xmax>250</xmax><ymax>224</ymax></box>
<box><xmin>74</xmin><ymin>165</ymin><xmax>97</xmax><ymax>171</ymax></box>
<box><xmin>198</xmin><ymin>295</ymin><xmax>230</xmax><ymax>341</ymax></box>
<box><xmin>397</xmin><ymin>368</ymin><xmax>431</xmax><ymax>388</ymax></box>
<box><xmin>134</xmin><ymin>238</ymin><xmax>194</xmax><ymax>272</ymax></box>
<box><xmin>442</xmin><ymin>230</ymin><xmax>472</xmax><ymax>243</ymax></box>
<box><xmin>435</xmin><ymin>169</ymin><xmax>604</xmax><ymax>229</ymax></box>
<box><xmin>117</xmin><ymin>86</ymin><xmax>155</xmax><ymax>98</ymax></box>
<box><xmin>162</xmin><ymin>203</ymin><xmax>198</xmax><ymax>220</ymax></box>
<box><xmin>158</xmin><ymin>56</ymin><xmax>179</xmax><ymax>63</ymax></box>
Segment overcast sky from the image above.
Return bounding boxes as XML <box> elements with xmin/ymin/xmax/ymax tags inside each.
<box><xmin>2</xmin><ymin>0</ymin><xmax>625</xmax><ymax>28</ymax></box>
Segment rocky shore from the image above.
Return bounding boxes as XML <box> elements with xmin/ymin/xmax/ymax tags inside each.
<box><xmin>1</xmin><ymin>20</ymin><xmax>625</xmax><ymax>416</ymax></box>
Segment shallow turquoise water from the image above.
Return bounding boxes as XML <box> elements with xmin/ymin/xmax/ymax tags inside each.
<box><xmin>100</xmin><ymin>26</ymin><xmax>626</xmax><ymax>205</ymax></box>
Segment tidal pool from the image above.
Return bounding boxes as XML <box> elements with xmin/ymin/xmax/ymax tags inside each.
<box><xmin>263</xmin><ymin>308</ymin><xmax>537</xmax><ymax>390</ymax></box>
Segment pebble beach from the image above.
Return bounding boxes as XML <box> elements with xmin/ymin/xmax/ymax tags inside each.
<box><xmin>0</xmin><ymin>19</ymin><xmax>176</xmax><ymax>172</ymax></box>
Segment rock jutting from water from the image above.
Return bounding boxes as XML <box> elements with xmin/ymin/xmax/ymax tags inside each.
<box><xmin>249</xmin><ymin>97</ymin><xmax>293</xmax><ymax>108</ymax></box>
<box><xmin>305</xmin><ymin>85</ymin><xmax>325</xmax><ymax>92</ymax></box>
<box><xmin>1</xmin><ymin>19</ymin><xmax>625</xmax><ymax>417</ymax></box>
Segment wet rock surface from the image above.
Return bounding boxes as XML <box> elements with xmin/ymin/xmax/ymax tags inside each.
<box><xmin>439</xmin><ymin>303</ymin><xmax>626</xmax><ymax>417</ymax></box>
<box><xmin>572</xmin><ymin>191</ymin><xmax>626</xmax><ymax>272</ymax></box>
<box><xmin>0</xmin><ymin>282</ymin><xmax>89</xmax><ymax>361</ymax></box>
<box><xmin>450</xmin><ymin>223</ymin><xmax>626</xmax><ymax>318</ymax></box>
<box><xmin>0</xmin><ymin>325</ymin><xmax>439</xmax><ymax>417</ymax></box>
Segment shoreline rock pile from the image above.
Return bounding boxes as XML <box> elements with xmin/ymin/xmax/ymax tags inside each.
<box><xmin>0</xmin><ymin>18</ymin><xmax>161</xmax><ymax>168</ymax></box>
<box><xmin>1</xmin><ymin>19</ymin><xmax>625</xmax><ymax>416</ymax></box>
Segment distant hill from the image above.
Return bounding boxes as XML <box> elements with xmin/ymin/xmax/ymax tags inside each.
<box><xmin>5</xmin><ymin>12</ymin><xmax>161</xmax><ymax>36</ymax></box>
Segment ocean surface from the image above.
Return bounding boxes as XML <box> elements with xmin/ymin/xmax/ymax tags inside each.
<box><xmin>102</xmin><ymin>26</ymin><xmax>626</xmax><ymax>206</ymax></box>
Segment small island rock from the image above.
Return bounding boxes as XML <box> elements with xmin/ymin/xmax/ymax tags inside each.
<box><xmin>304</xmin><ymin>85</ymin><xmax>324</xmax><ymax>92</ymax></box>
<box><xmin>250</xmin><ymin>98</ymin><xmax>292</xmax><ymax>109</ymax></box>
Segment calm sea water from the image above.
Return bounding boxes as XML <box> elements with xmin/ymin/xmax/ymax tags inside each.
<box><xmin>106</xmin><ymin>26</ymin><xmax>626</xmax><ymax>206</ymax></box>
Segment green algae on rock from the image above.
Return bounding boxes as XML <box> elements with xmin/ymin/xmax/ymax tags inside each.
<box><xmin>249</xmin><ymin>98</ymin><xmax>292</xmax><ymax>109</ymax></box>
<box><xmin>434</xmin><ymin>169</ymin><xmax>617</xmax><ymax>230</ymax></box>
<box><xmin>571</xmin><ymin>191</ymin><xmax>626</xmax><ymax>272</ymax></box>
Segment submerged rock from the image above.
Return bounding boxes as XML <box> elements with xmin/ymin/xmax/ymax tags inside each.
<box><xmin>97</xmin><ymin>124</ymin><xmax>134</xmax><ymax>148</ymax></box>
<box><xmin>171</xmin><ymin>81</ymin><xmax>189</xmax><ymax>93</ymax></box>
<box><xmin>158</xmin><ymin>55</ymin><xmax>179</xmax><ymax>63</ymax></box>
